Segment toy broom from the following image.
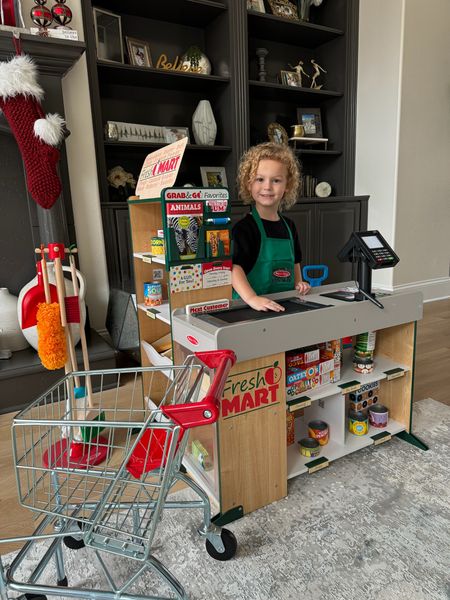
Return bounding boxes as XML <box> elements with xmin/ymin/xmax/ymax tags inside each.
<box><xmin>67</xmin><ymin>249</ymin><xmax>105</xmax><ymax>442</ymax></box>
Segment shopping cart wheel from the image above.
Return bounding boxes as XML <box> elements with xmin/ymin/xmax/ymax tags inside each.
<box><xmin>205</xmin><ymin>529</ymin><xmax>237</xmax><ymax>561</ymax></box>
<box><xmin>63</xmin><ymin>521</ymin><xmax>85</xmax><ymax>549</ymax></box>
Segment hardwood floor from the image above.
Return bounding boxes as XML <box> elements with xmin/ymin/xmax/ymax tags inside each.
<box><xmin>414</xmin><ymin>299</ymin><xmax>450</xmax><ymax>405</ymax></box>
<box><xmin>0</xmin><ymin>299</ymin><xmax>449</xmax><ymax>555</ymax></box>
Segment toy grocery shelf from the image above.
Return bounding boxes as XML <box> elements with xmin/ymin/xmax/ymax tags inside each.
<box><xmin>134</xmin><ymin>252</ymin><xmax>166</xmax><ymax>265</ymax></box>
<box><xmin>287</xmin><ymin>352</ymin><xmax>410</xmax><ymax>408</ymax></box>
<box><xmin>138</xmin><ymin>302</ymin><xmax>171</xmax><ymax>325</ymax></box>
<box><xmin>287</xmin><ymin>417</ymin><xmax>406</xmax><ymax>479</ymax></box>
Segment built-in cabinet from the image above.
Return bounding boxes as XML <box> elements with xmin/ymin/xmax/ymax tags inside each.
<box><xmin>81</xmin><ymin>0</ymin><xmax>366</xmax><ymax>291</ymax></box>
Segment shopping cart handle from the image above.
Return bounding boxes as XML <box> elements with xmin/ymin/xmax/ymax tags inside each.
<box><xmin>162</xmin><ymin>349</ymin><xmax>236</xmax><ymax>429</ymax></box>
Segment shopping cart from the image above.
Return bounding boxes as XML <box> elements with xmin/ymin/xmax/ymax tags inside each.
<box><xmin>0</xmin><ymin>349</ymin><xmax>236</xmax><ymax>600</ymax></box>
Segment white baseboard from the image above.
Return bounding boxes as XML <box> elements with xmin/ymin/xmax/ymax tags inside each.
<box><xmin>375</xmin><ymin>277</ymin><xmax>450</xmax><ymax>303</ymax></box>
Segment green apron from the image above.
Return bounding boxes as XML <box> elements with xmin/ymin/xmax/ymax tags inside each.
<box><xmin>233</xmin><ymin>207</ymin><xmax>295</xmax><ymax>299</ymax></box>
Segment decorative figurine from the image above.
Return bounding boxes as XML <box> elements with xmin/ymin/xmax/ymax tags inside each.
<box><xmin>288</xmin><ymin>60</ymin><xmax>310</xmax><ymax>88</ymax></box>
<box><xmin>51</xmin><ymin>0</ymin><xmax>72</xmax><ymax>28</ymax></box>
<box><xmin>310</xmin><ymin>59</ymin><xmax>327</xmax><ymax>89</ymax></box>
<box><xmin>298</xmin><ymin>0</ymin><xmax>323</xmax><ymax>22</ymax></box>
<box><xmin>256</xmin><ymin>48</ymin><xmax>268</xmax><ymax>82</ymax></box>
<box><xmin>30</xmin><ymin>0</ymin><xmax>53</xmax><ymax>29</ymax></box>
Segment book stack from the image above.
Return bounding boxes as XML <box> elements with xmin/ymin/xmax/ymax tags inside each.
<box><xmin>300</xmin><ymin>174</ymin><xmax>318</xmax><ymax>198</ymax></box>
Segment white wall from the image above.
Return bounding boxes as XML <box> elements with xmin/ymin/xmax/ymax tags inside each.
<box><xmin>22</xmin><ymin>1</ymin><xmax>110</xmax><ymax>329</ymax></box>
<box><xmin>355</xmin><ymin>0</ymin><xmax>404</xmax><ymax>289</ymax></box>
<box><xmin>395</xmin><ymin>0</ymin><xmax>450</xmax><ymax>287</ymax></box>
<box><xmin>356</xmin><ymin>0</ymin><xmax>450</xmax><ymax>299</ymax></box>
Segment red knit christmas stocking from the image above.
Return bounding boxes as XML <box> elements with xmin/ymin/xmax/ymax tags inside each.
<box><xmin>0</xmin><ymin>54</ymin><xmax>65</xmax><ymax>209</ymax></box>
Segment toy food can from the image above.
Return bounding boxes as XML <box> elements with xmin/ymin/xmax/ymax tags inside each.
<box><xmin>353</xmin><ymin>359</ymin><xmax>374</xmax><ymax>374</ymax></box>
<box><xmin>144</xmin><ymin>281</ymin><xmax>162</xmax><ymax>307</ymax></box>
<box><xmin>307</xmin><ymin>419</ymin><xmax>329</xmax><ymax>446</ymax></box>
<box><xmin>369</xmin><ymin>404</ymin><xmax>388</xmax><ymax>428</ymax></box>
<box><xmin>150</xmin><ymin>236</ymin><xmax>165</xmax><ymax>255</ymax></box>
<box><xmin>348</xmin><ymin>410</ymin><xmax>368</xmax><ymax>436</ymax></box>
<box><xmin>355</xmin><ymin>331</ymin><xmax>376</xmax><ymax>353</ymax></box>
<box><xmin>298</xmin><ymin>437</ymin><xmax>321</xmax><ymax>458</ymax></box>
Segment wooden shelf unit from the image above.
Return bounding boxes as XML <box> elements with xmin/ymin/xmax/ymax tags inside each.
<box><xmin>128</xmin><ymin>194</ymin><xmax>233</xmax><ymax>390</ymax></box>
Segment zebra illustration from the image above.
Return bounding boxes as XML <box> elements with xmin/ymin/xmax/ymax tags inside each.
<box><xmin>169</xmin><ymin>216</ymin><xmax>201</xmax><ymax>256</ymax></box>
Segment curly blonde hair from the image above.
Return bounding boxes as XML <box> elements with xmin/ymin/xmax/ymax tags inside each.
<box><xmin>237</xmin><ymin>142</ymin><xmax>301</xmax><ymax>210</ymax></box>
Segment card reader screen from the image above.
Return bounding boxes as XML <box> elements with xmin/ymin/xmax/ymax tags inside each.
<box><xmin>361</xmin><ymin>235</ymin><xmax>384</xmax><ymax>249</ymax></box>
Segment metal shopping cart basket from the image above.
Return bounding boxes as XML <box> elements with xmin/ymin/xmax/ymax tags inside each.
<box><xmin>0</xmin><ymin>349</ymin><xmax>236</xmax><ymax>600</ymax></box>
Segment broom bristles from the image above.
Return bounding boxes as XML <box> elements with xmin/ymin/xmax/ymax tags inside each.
<box><xmin>37</xmin><ymin>302</ymin><xmax>67</xmax><ymax>370</ymax></box>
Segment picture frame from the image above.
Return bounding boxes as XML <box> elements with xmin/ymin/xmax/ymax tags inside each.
<box><xmin>280</xmin><ymin>70</ymin><xmax>301</xmax><ymax>87</ymax></box>
<box><xmin>164</xmin><ymin>127</ymin><xmax>190</xmax><ymax>144</ymax></box>
<box><xmin>104</xmin><ymin>121</ymin><xmax>166</xmax><ymax>143</ymax></box>
<box><xmin>247</xmin><ymin>0</ymin><xmax>266</xmax><ymax>12</ymax></box>
<box><xmin>296</xmin><ymin>107</ymin><xmax>323</xmax><ymax>138</ymax></box>
<box><xmin>267</xmin><ymin>0</ymin><xmax>299</xmax><ymax>21</ymax></box>
<box><xmin>126</xmin><ymin>36</ymin><xmax>152</xmax><ymax>68</ymax></box>
<box><xmin>93</xmin><ymin>7</ymin><xmax>124</xmax><ymax>63</ymax></box>
<box><xmin>267</xmin><ymin>122</ymin><xmax>289</xmax><ymax>145</ymax></box>
<box><xmin>200</xmin><ymin>166</ymin><xmax>228</xmax><ymax>188</ymax></box>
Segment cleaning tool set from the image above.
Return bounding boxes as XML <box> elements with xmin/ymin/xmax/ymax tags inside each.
<box><xmin>36</xmin><ymin>243</ymin><xmax>108</xmax><ymax>467</ymax></box>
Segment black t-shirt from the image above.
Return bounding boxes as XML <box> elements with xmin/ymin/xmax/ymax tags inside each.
<box><xmin>232</xmin><ymin>212</ymin><xmax>303</xmax><ymax>274</ymax></box>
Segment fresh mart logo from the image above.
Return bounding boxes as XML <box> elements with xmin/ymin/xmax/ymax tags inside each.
<box><xmin>221</xmin><ymin>361</ymin><xmax>283</xmax><ymax>419</ymax></box>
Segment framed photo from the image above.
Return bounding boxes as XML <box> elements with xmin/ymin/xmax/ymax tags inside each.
<box><xmin>296</xmin><ymin>107</ymin><xmax>323</xmax><ymax>138</ymax></box>
<box><xmin>104</xmin><ymin>121</ymin><xmax>166</xmax><ymax>143</ymax></box>
<box><xmin>200</xmin><ymin>166</ymin><xmax>228</xmax><ymax>188</ymax></box>
<box><xmin>247</xmin><ymin>0</ymin><xmax>266</xmax><ymax>12</ymax></box>
<box><xmin>164</xmin><ymin>127</ymin><xmax>190</xmax><ymax>144</ymax></box>
<box><xmin>126</xmin><ymin>37</ymin><xmax>152</xmax><ymax>67</ymax></box>
<box><xmin>267</xmin><ymin>0</ymin><xmax>299</xmax><ymax>20</ymax></box>
<box><xmin>280</xmin><ymin>70</ymin><xmax>301</xmax><ymax>87</ymax></box>
<box><xmin>267</xmin><ymin>122</ymin><xmax>289</xmax><ymax>145</ymax></box>
<box><xmin>93</xmin><ymin>7</ymin><xmax>124</xmax><ymax>63</ymax></box>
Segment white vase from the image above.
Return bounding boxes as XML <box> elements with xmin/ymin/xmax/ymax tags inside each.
<box><xmin>192</xmin><ymin>100</ymin><xmax>217</xmax><ymax>146</ymax></box>
<box><xmin>17</xmin><ymin>263</ymin><xmax>86</xmax><ymax>351</ymax></box>
<box><xmin>0</xmin><ymin>288</ymin><xmax>29</xmax><ymax>352</ymax></box>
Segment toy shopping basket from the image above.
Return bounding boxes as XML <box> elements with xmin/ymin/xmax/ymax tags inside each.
<box><xmin>0</xmin><ymin>349</ymin><xmax>236</xmax><ymax>600</ymax></box>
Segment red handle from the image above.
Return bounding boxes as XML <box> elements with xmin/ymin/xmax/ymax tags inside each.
<box><xmin>161</xmin><ymin>349</ymin><xmax>236</xmax><ymax>429</ymax></box>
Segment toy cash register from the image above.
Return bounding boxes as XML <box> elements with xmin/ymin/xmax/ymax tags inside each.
<box><xmin>322</xmin><ymin>230</ymin><xmax>399</xmax><ymax>307</ymax></box>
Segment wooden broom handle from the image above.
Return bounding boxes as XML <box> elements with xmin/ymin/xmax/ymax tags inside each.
<box><xmin>53</xmin><ymin>256</ymin><xmax>80</xmax><ymax>387</ymax></box>
<box><xmin>40</xmin><ymin>247</ymin><xmax>51</xmax><ymax>305</ymax></box>
<box><xmin>69</xmin><ymin>254</ymin><xmax>93</xmax><ymax>407</ymax></box>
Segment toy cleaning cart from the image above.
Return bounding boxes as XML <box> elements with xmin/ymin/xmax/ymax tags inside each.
<box><xmin>0</xmin><ymin>349</ymin><xmax>236</xmax><ymax>600</ymax></box>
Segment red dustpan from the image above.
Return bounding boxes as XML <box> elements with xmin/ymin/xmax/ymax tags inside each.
<box><xmin>21</xmin><ymin>261</ymin><xmax>58</xmax><ymax>329</ymax></box>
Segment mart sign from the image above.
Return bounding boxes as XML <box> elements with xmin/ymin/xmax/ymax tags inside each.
<box><xmin>221</xmin><ymin>360</ymin><xmax>283</xmax><ymax>419</ymax></box>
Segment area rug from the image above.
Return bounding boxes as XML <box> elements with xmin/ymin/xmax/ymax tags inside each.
<box><xmin>3</xmin><ymin>398</ymin><xmax>450</xmax><ymax>600</ymax></box>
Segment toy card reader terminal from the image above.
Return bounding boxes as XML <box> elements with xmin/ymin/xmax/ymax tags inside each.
<box><xmin>321</xmin><ymin>230</ymin><xmax>399</xmax><ymax>308</ymax></box>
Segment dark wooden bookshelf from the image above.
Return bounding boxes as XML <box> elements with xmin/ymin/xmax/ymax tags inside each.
<box><xmin>247</xmin><ymin>11</ymin><xmax>343</xmax><ymax>47</ymax></box>
<box><xmin>81</xmin><ymin>0</ymin><xmax>366</xmax><ymax>289</ymax></box>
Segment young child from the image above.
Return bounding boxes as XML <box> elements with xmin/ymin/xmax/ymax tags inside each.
<box><xmin>232</xmin><ymin>142</ymin><xmax>310</xmax><ymax>311</ymax></box>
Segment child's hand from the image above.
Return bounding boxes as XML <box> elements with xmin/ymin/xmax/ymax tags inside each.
<box><xmin>296</xmin><ymin>281</ymin><xmax>311</xmax><ymax>295</ymax></box>
<box><xmin>247</xmin><ymin>295</ymin><xmax>285</xmax><ymax>312</ymax></box>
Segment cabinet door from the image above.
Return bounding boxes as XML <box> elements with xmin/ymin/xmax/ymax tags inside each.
<box><xmin>316</xmin><ymin>202</ymin><xmax>361</xmax><ymax>283</ymax></box>
<box><xmin>285</xmin><ymin>204</ymin><xmax>315</xmax><ymax>268</ymax></box>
